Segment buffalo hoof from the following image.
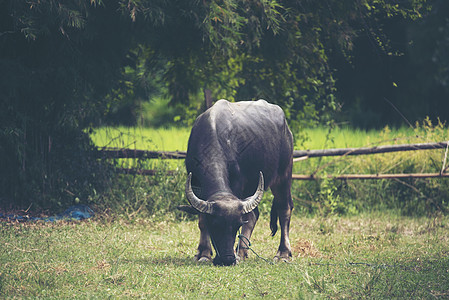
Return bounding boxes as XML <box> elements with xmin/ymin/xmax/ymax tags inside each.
<box><xmin>197</xmin><ymin>256</ymin><xmax>212</xmax><ymax>263</ymax></box>
<box><xmin>235</xmin><ymin>255</ymin><xmax>242</xmax><ymax>264</ymax></box>
<box><xmin>274</xmin><ymin>255</ymin><xmax>292</xmax><ymax>263</ymax></box>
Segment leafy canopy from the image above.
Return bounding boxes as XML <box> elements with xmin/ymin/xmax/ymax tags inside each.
<box><xmin>0</xmin><ymin>0</ymin><xmax>429</xmax><ymax>208</ymax></box>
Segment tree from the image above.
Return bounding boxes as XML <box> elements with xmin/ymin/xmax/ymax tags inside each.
<box><xmin>116</xmin><ymin>0</ymin><xmax>429</xmax><ymax>131</ymax></box>
<box><xmin>0</xmin><ymin>0</ymin><xmax>134</xmax><ymax>207</ymax></box>
<box><xmin>0</xmin><ymin>0</ymin><xmax>430</xmax><ymax>209</ymax></box>
<box><xmin>331</xmin><ymin>0</ymin><xmax>449</xmax><ymax>128</ymax></box>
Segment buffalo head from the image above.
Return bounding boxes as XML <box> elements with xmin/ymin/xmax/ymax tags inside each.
<box><xmin>184</xmin><ymin>172</ymin><xmax>264</xmax><ymax>266</ymax></box>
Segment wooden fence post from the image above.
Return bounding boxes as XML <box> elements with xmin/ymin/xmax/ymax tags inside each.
<box><xmin>204</xmin><ymin>88</ymin><xmax>212</xmax><ymax>110</ymax></box>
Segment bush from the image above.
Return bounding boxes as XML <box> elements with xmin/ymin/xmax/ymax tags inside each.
<box><xmin>0</xmin><ymin>126</ymin><xmax>113</xmax><ymax>211</ymax></box>
<box><xmin>95</xmin><ymin>160</ymin><xmax>190</xmax><ymax>221</ymax></box>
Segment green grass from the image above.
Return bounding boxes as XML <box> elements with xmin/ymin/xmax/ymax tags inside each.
<box><xmin>90</xmin><ymin>126</ymin><xmax>191</xmax><ymax>170</ymax></box>
<box><xmin>90</xmin><ymin>124</ymin><xmax>442</xmax><ymax>151</ymax></box>
<box><xmin>90</xmin><ymin>126</ymin><xmax>191</xmax><ymax>151</ymax></box>
<box><xmin>1</xmin><ymin>214</ymin><xmax>448</xmax><ymax>298</ymax></box>
<box><xmin>90</xmin><ymin>126</ymin><xmax>379</xmax><ymax>151</ymax></box>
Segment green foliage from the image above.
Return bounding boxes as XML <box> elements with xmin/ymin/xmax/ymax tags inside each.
<box><xmin>0</xmin><ymin>0</ymin><xmax>134</xmax><ymax>209</ymax></box>
<box><xmin>317</xmin><ymin>175</ymin><xmax>357</xmax><ymax>216</ymax></box>
<box><xmin>139</xmin><ymin>97</ymin><xmax>178</xmax><ymax>127</ymax></box>
<box><xmin>113</xmin><ymin>0</ymin><xmax>431</xmax><ymax>131</ymax></box>
<box><xmin>333</xmin><ymin>0</ymin><xmax>449</xmax><ymax>128</ymax></box>
<box><xmin>98</xmin><ymin>167</ymin><xmax>188</xmax><ymax>220</ymax></box>
<box><xmin>0</xmin><ymin>0</ymin><xmax>435</xmax><ymax>210</ymax></box>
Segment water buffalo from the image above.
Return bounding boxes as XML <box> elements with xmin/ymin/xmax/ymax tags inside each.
<box><xmin>178</xmin><ymin>99</ymin><xmax>293</xmax><ymax>266</ymax></box>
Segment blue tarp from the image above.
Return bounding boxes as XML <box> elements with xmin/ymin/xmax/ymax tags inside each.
<box><xmin>0</xmin><ymin>205</ymin><xmax>94</xmax><ymax>222</ymax></box>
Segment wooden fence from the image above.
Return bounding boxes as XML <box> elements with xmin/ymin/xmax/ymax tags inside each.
<box><xmin>97</xmin><ymin>141</ymin><xmax>449</xmax><ymax>180</ymax></box>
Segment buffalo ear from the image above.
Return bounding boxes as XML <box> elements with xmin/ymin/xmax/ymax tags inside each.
<box><xmin>176</xmin><ymin>205</ymin><xmax>200</xmax><ymax>215</ymax></box>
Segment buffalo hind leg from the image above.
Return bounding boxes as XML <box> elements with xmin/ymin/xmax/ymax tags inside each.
<box><xmin>271</xmin><ymin>180</ymin><xmax>293</xmax><ymax>262</ymax></box>
<box><xmin>236</xmin><ymin>208</ymin><xmax>259</xmax><ymax>262</ymax></box>
<box><xmin>195</xmin><ymin>214</ymin><xmax>212</xmax><ymax>262</ymax></box>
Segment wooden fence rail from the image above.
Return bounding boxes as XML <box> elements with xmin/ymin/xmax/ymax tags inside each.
<box><xmin>97</xmin><ymin>149</ymin><xmax>186</xmax><ymax>159</ymax></box>
<box><xmin>97</xmin><ymin>141</ymin><xmax>449</xmax><ymax>180</ymax></box>
<box><xmin>293</xmin><ymin>141</ymin><xmax>448</xmax><ymax>159</ymax></box>
<box><xmin>98</xmin><ymin>141</ymin><xmax>448</xmax><ymax>160</ymax></box>
<box><xmin>292</xmin><ymin>173</ymin><xmax>449</xmax><ymax>181</ymax></box>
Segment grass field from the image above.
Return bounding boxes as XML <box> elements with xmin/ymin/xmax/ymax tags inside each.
<box><xmin>90</xmin><ymin>125</ymin><xmax>423</xmax><ymax>151</ymax></box>
<box><xmin>1</xmin><ymin>213</ymin><xmax>448</xmax><ymax>298</ymax></box>
<box><xmin>90</xmin><ymin>124</ymin><xmax>448</xmax><ymax>160</ymax></box>
<box><xmin>1</xmin><ymin>124</ymin><xmax>448</xmax><ymax>298</ymax></box>
<box><xmin>91</xmin><ymin>126</ymin><xmax>191</xmax><ymax>152</ymax></box>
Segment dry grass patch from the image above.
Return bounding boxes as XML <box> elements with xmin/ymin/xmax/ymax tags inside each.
<box><xmin>293</xmin><ymin>239</ymin><xmax>322</xmax><ymax>258</ymax></box>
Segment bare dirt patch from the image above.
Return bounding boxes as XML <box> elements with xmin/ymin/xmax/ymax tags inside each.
<box><xmin>293</xmin><ymin>239</ymin><xmax>321</xmax><ymax>258</ymax></box>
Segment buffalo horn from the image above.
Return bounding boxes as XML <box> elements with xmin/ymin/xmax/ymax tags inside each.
<box><xmin>185</xmin><ymin>173</ymin><xmax>214</xmax><ymax>214</ymax></box>
<box><xmin>242</xmin><ymin>171</ymin><xmax>265</xmax><ymax>214</ymax></box>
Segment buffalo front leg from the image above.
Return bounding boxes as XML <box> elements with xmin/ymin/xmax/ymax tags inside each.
<box><xmin>195</xmin><ymin>214</ymin><xmax>212</xmax><ymax>262</ymax></box>
<box><xmin>236</xmin><ymin>208</ymin><xmax>259</xmax><ymax>262</ymax></box>
<box><xmin>271</xmin><ymin>182</ymin><xmax>293</xmax><ymax>262</ymax></box>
